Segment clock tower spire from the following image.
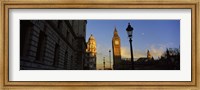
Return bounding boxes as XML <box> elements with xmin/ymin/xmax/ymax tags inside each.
<box><xmin>112</xmin><ymin>27</ymin><xmax>121</xmax><ymax>70</ymax></box>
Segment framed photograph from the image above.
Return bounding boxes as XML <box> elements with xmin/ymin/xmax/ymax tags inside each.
<box><xmin>1</xmin><ymin>0</ymin><xmax>199</xmax><ymax>90</ymax></box>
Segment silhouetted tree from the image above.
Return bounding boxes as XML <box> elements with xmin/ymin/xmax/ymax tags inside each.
<box><xmin>159</xmin><ymin>47</ymin><xmax>180</xmax><ymax>70</ymax></box>
<box><xmin>162</xmin><ymin>48</ymin><xmax>180</xmax><ymax>59</ymax></box>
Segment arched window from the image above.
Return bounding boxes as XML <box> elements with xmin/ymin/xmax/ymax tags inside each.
<box><xmin>53</xmin><ymin>44</ymin><xmax>60</xmax><ymax>67</ymax></box>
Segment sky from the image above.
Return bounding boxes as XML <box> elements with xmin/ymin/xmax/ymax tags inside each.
<box><xmin>86</xmin><ymin>20</ymin><xmax>180</xmax><ymax>70</ymax></box>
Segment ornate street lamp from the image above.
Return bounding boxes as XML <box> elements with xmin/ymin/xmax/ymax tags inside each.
<box><xmin>126</xmin><ymin>23</ymin><xmax>134</xmax><ymax>70</ymax></box>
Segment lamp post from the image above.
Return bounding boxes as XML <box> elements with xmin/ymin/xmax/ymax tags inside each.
<box><xmin>126</xmin><ymin>23</ymin><xmax>134</xmax><ymax>70</ymax></box>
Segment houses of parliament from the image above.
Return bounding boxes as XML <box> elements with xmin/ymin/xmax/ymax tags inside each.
<box><xmin>111</xmin><ymin>27</ymin><xmax>179</xmax><ymax>70</ymax></box>
<box><xmin>112</xmin><ymin>27</ymin><xmax>153</xmax><ymax>70</ymax></box>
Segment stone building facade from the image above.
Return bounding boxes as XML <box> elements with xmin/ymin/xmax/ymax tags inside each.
<box><xmin>20</xmin><ymin>20</ymin><xmax>87</xmax><ymax>70</ymax></box>
<box><xmin>85</xmin><ymin>34</ymin><xmax>97</xmax><ymax>70</ymax></box>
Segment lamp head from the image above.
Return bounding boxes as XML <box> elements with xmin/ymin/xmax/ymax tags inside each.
<box><xmin>126</xmin><ymin>23</ymin><xmax>134</xmax><ymax>38</ymax></box>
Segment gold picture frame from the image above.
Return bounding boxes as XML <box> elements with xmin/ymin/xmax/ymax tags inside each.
<box><xmin>1</xmin><ymin>0</ymin><xmax>199</xmax><ymax>90</ymax></box>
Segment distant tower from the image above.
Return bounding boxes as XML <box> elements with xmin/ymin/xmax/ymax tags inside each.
<box><xmin>147</xmin><ymin>50</ymin><xmax>152</xmax><ymax>60</ymax></box>
<box><xmin>112</xmin><ymin>27</ymin><xmax>121</xmax><ymax>70</ymax></box>
<box><xmin>86</xmin><ymin>34</ymin><xmax>97</xmax><ymax>70</ymax></box>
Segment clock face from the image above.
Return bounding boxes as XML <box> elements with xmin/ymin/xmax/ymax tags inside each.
<box><xmin>115</xmin><ymin>40</ymin><xmax>119</xmax><ymax>45</ymax></box>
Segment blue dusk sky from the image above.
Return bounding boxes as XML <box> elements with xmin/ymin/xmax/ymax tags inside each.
<box><xmin>86</xmin><ymin>20</ymin><xmax>180</xmax><ymax>70</ymax></box>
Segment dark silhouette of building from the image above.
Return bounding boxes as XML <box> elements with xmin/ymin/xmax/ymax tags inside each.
<box><xmin>20</xmin><ymin>20</ymin><xmax>87</xmax><ymax>70</ymax></box>
<box><xmin>137</xmin><ymin>50</ymin><xmax>154</xmax><ymax>63</ymax></box>
<box><xmin>134</xmin><ymin>48</ymin><xmax>180</xmax><ymax>70</ymax></box>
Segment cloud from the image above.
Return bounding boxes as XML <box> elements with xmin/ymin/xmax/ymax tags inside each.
<box><xmin>149</xmin><ymin>44</ymin><xmax>166</xmax><ymax>59</ymax></box>
<box><xmin>121</xmin><ymin>43</ymin><xmax>174</xmax><ymax>60</ymax></box>
<box><xmin>121</xmin><ymin>47</ymin><xmax>146</xmax><ymax>59</ymax></box>
<box><xmin>121</xmin><ymin>47</ymin><xmax>131</xmax><ymax>58</ymax></box>
<box><xmin>141</xmin><ymin>33</ymin><xmax>145</xmax><ymax>35</ymax></box>
<box><xmin>149</xmin><ymin>43</ymin><xmax>174</xmax><ymax>59</ymax></box>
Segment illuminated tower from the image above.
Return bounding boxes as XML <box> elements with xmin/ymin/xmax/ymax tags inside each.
<box><xmin>147</xmin><ymin>50</ymin><xmax>152</xmax><ymax>60</ymax></box>
<box><xmin>86</xmin><ymin>34</ymin><xmax>97</xmax><ymax>70</ymax></box>
<box><xmin>112</xmin><ymin>28</ymin><xmax>121</xmax><ymax>70</ymax></box>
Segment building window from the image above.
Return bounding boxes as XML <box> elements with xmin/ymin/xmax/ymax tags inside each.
<box><xmin>72</xmin><ymin>38</ymin><xmax>74</xmax><ymax>45</ymax></box>
<box><xmin>72</xmin><ymin>20</ymin><xmax>74</xmax><ymax>27</ymax></box>
<box><xmin>20</xmin><ymin>20</ymin><xmax>33</xmax><ymax>57</ymax></box>
<box><xmin>57</xmin><ymin>20</ymin><xmax>61</xmax><ymax>28</ymax></box>
<box><xmin>83</xmin><ymin>25</ymin><xmax>86</xmax><ymax>33</ymax></box>
<box><xmin>71</xmin><ymin>55</ymin><xmax>73</xmax><ymax>63</ymax></box>
<box><xmin>66</xmin><ymin>31</ymin><xmax>70</xmax><ymax>40</ymax></box>
<box><xmin>57</xmin><ymin>21</ymin><xmax>62</xmax><ymax>35</ymax></box>
<box><xmin>36</xmin><ymin>31</ymin><xmax>46</xmax><ymax>61</ymax></box>
<box><xmin>64</xmin><ymin>50</ymin><xmax>68</xmax><ymax>69</ymax></box>
<box><xmin>71</xmin><ymin>55</ymin><xmax>73</xmax><ymax>60</ymax></box>
<box><xmin>53</xmin><ymin>44</ymin><xmax>60</xmax><ymax>67</ymax></box>
<box><xmin>69</xmin><ymin>20</ymin><xmax>73</xmax><ymax>26</ymax></box>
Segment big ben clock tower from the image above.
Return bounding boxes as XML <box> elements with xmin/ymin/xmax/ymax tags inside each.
<box><xmin>112</xmin><ymin>27</ymin><xmax>121</xmax><ymax>70</ymax></box>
